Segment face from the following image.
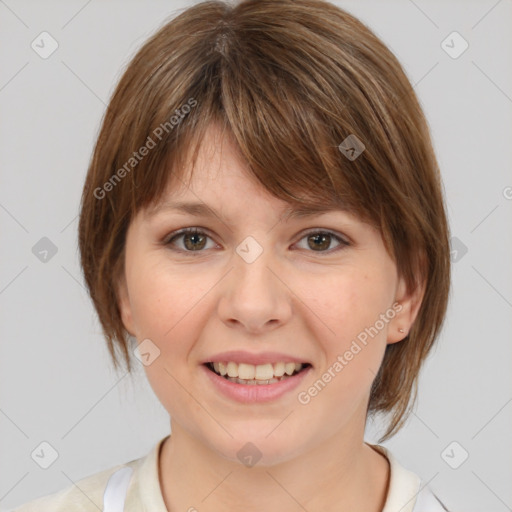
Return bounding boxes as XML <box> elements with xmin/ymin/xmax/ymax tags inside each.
<box><xmin>117</xmin><ymin>123</ymin><xmax>422</xmax><ymax>466</ymax></box>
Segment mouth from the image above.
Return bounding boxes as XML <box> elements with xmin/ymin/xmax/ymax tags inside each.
<box><xmin>204</xmin><ymin>361</ymin><xmax>312</xmax><ymax>385</ymax></box>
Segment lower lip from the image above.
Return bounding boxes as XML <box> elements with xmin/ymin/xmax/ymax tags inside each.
<box><xmin>202</xmin><ymin>364</ymin><xmax>312</xmax><ymax>403</ymax></box>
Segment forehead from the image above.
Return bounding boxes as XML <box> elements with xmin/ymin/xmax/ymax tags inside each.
<box><xmin>140</xmin><ymin>121</ymin><xmax>371</xmax><ymax>229</ymax></box>
<box><xmin>147</xmin><ymin>128</ymin><xmax>352</xmax><ymax>213</ymax></box>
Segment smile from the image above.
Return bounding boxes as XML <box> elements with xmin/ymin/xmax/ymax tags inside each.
<box><xmin>206</xmin><ymin>361</ymin><xmax>310</xmax><ymax>385</ymax></box>
<box><xmin>202</xmin><ymin>360</ymin><xmax>312</xmax><ymax>403</ymax></box>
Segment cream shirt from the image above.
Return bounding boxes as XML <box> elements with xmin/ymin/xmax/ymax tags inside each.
<box><xmin>12</xmin><ymin>436</ymin><xmax>449</xmax><ymax>511</ymax></box>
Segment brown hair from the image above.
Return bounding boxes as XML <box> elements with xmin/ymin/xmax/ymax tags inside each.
<box><xmin>78</xmin><ymin>0</ymin><xmax>451</xmax><ymax>441</ymax></box>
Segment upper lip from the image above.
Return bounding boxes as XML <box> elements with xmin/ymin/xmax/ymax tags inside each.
<box><xmin>203</xmin><ymin>350</ymin><xmax>312</xmax><ymax>366</ymax></box>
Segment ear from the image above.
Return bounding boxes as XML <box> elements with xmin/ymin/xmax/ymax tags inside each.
<box><xmin>115</xmin><ymin>270</ymin><xmax>136</xmax><ymax>338</ymax></box>
<box><xmin>387</xmin><ymin>272</ymin><xmax>426</xmax><ymax>345</ymax></box>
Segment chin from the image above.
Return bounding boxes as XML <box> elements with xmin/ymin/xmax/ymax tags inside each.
<box><xmin>206</xmin><ymin>427</ymin><xmax>307</xmax><ymax>468</ymax></box>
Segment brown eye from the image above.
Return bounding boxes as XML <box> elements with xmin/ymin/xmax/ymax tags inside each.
<box><xmin>296</xmin><ymin>230</ymin><xmax>349</xmax><ymax>253</ymax></box>
<box><xmin>307</xmin><ymin>233</ymin><xmax>331</xmax><ymax>251</ymax></box>
<box><xmin>182</xmin><ymin>231</ymin><xmax>207</xmax><ymax>250</ymax></box>
<box><xmin>164</xmin><ymin>227</ymin><xmax>349</xmax><ymax>255</ymax></box>
<box><xmin>165</xmin><ymin>228</ymin><xmax>213</xmax><ymax>252</ymax></box>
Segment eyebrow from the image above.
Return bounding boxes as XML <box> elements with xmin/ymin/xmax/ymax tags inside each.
<box><xmin>146</xmin><ymin>200</ymin><xmax>350</xmax><ymax>221</ymax></box>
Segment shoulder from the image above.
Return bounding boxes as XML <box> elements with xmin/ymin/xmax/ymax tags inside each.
<box><xmin>368</xmin><ymin>443</ymin><xmax>450</xmax><ymax>512</ymax></box>
<box><xmin>11</xmin><ymin>460</ymin><xmax>139</xmax><ymax>512</ymax></box>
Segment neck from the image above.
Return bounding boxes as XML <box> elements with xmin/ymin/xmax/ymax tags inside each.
<box><xmin>158</xmin><ymin>423</ymin><xmax>390</xmax><ymax>512</ymax></box>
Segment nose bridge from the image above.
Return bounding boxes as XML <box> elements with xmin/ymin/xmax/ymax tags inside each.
<box><xmin>219</xmin><ymin>234</ymin><xmax>291</xmax><ymax>330</ymax></box>
<box><xmin>233</xmin><ymin>234</ymin><xmax>278</xmax><ymax>294</ymax></box>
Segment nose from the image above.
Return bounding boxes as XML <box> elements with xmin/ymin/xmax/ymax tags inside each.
<box><xmin>217</xmin><ymin>239</ymin><xmax>293</xmax><ymax>334</ymax></box>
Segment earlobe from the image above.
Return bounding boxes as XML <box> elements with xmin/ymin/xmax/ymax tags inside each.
<box><xmin>387</xmin><ymin>274</ymin><xmax>426</xmax><ymax>345</ymax></box>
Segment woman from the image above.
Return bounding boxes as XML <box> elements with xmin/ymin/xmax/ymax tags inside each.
<box><xmin>14</xmin><ymin>0</ymin><xmax>451</xmax><ymax>510</ymax></box>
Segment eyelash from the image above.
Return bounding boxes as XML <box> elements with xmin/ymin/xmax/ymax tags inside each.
<box><xmin>163</xmin><ymin>227</ymin><xmax>350</xmax><ymax>255</ymax></box>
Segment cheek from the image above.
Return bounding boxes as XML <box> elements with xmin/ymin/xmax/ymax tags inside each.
<box><xmin>312</xmin><ymin>268</ymin><xmax>394</xmax><ymax>342</ymax></box>
<box><xmin>307</xmin><ymin>268</ymin><xmax>393</xmax><ymax>391</ymax></box>
<box><xmin>128</xmin><ymin>263</ymin><xmax>211</xmax><ymax>417</ymax></box>
<box><xmin>128</xmin><ymin>260</ymin><xmax>215</xmax><ymax>340</ymax></box>
<box><xmin>295</xmin><ymin>282</ymin><xmax>390</xmax><ymax>432</ymax></box>
<box><xmin>127</xmin><ymin>261</ymin><xmax>225</xmax><ymax>399</ymax></box>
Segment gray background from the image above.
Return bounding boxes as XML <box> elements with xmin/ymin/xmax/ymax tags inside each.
<box><xmin>1</xmin><ymin>0</ymin><xmax>511</xmax><ymax>511</ymax></box>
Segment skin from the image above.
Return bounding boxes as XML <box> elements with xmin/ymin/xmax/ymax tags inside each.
<box><xmin>116</xmin><ymin>123</ymin><xmax>425</xmax><ymax>512</ymax></box>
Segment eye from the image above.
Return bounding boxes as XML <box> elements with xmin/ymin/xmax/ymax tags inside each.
<box><xmin>294</xmin><ymin>229</ymin><xmax>349</xmax><ymax>253</ymax></box>
<box><xmin>163</xmin><ymin>227</ymin><xmax>350</xmax><ymax>254</ymax></box>
<box><xmin>164</xmin><ymin>228</ymin><xmax>216</xmax><ymax>253</ymax></box>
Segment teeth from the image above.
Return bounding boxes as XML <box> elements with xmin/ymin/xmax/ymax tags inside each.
<box><xmin>233</xmin><ymin>377</ymin><xmax>285</xmax><ymax>385</ymax></box>
<box><xmin>273</xmin><ymin>362</ymin><xmax>285</xmax><ymax>377</ymax></box>
<box><xmin>210</xmin><ymin>361</ymin><xmax>306</xmax><ymax>381</ymax></box>
<box><xmin>285</xmin><ymin>362</ymin><xmax>296</xmax><ymax>375</ymax></box>
<box><xmin>227</xmin><ymin>361</ymin><xmax>238</xmax><ymax>378</ymax></box>
<box><xmin>255</xmin><ymin>363</ymin><xmax>274</xmax><ymax>380</ymax></box>
<box><xmin>218</xmin><ymin>362</ymin><xmax>227</xmax><ymax>376</ymax></box>
<box><xmin>238</xmin><ymin>363</ymin><xmax>255</xmax><ymax>380</ymax></box>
